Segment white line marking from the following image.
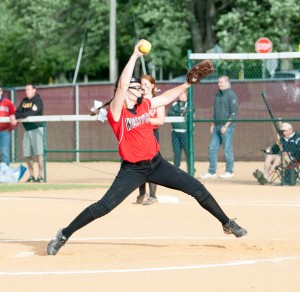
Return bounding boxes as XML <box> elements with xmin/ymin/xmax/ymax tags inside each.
<box><xmin>157</xmin><ymin>195</ymin><xmax>180</xmax><ymax>204</ymax></box>
<box><xmin>0</xmin><ymin>257</ymin><xmax>298</xmax><ymax>276</ymax></box>
<box><xmin>13</xmin><ymin>251</ymin><xmax>35</xmax><ymax>258</ymax></box>
<box><xmin>1</xmin><ymin>236</ymin><xmax>300</xmax><ymax>244</ymax></box>
<box><xmin>223</xmin><ymin>203</ymin><xmax>300</xmax><ymax>207</ymax></box>
<box><xmin>0</xmin><ymin>236</ymin><xmax>231</xmax><ymax>243</ymax></box>
<box><xmin>1</xmin><ymin>197</ymin><xmax>300</xmax><ymax>207</ymax></box>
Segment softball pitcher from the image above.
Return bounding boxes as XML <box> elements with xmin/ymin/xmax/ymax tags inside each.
<box><xmin>47</xmin><ymin>40</ymin><xmax>247</xmax><ymax>256</ymax></box>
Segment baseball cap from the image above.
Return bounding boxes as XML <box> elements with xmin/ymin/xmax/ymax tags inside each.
<box><xmin>280</xmin><ymin>122</ymin><xmax>292</xmax><ymax>131</ymax></box>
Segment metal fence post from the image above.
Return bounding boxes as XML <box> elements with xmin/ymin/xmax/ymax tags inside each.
<box><xmin>43</xmin><ymin>122</ymin><xmax>47</xmax><ymax>182</ymax></box>
<box><xmin>186</xmin><ymin>50</ymin><xmax>195</xmax><ymax>176</ymax></box>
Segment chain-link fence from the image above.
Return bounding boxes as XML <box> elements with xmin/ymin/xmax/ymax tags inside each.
<box><xmin>1</xmin><ymin>52</ymin><xmax>300</xmax><ymax>184</ymax></box>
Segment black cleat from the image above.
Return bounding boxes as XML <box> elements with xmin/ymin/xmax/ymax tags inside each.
<box><xmin>35</xmin><ymin>176</ymin><xmax>44</xmax><ymax>183</ymax></box>
<box><xmin>26</xmin><ymin>176</ymin><xmax>35</xmax><ymax>183</ymax></box>
<box><xmin>47</xmin><ymin>229</ymin><xmax>68</xmax><ymax>256</ymax></box>
<box><xmin>223</xmin><ymin>219</ymin><xmax>247</xmax><ymax>238</ymax></box>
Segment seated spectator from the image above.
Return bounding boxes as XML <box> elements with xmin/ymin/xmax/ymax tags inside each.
<box><xmin>253</xmin><ymin>122</ymin><xmax>300</xmax><ymax>185</ymax></box>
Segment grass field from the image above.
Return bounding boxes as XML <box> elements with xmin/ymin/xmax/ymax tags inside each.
<box><xmin>0</xmin><ymin>183</ymin><xmax>108</xmax><ymax>192</ymax></box>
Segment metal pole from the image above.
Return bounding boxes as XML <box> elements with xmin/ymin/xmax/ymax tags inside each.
<box><xmin>109</xmin><ymin>0</ymin><xmax>117</xmax><ymax>82</ymax></box>
<box><xmin>186</xmin><ymin>50</ymin><xmax>195</xmax><ymax>176</ymax></box>
<box><xmin>10</xmin><ymin>89</ymin><xmax>16</xmax><ymax>162</ymax></box>
<box><xmin>129</xmin><ymin>0</ymin><xmax>147</xmax><ymax>75</ymax></box>
<box><xmin>72</xmin><ymin>47</ymin><xmax>83</xmax><ymax>85</ymax></box>
<box><xmin>75</xmin><ymin>85</ymin><xmax>80</xmax><ymax>162</ymax></box>
<box><xmin>43</xmin><ymin>122</ymin><xmax>47</xmax><ymax>182</ymax></box>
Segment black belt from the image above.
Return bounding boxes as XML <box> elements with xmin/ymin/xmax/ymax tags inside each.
<box><xmin>124</xmin><ymin>152</ymin><xmax>160</xmax><ymax>166</ymax></box>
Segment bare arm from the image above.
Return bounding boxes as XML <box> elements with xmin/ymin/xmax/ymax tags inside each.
<box><xmin>150</xmin><ymin>83</ymin><xmax>190</xmax><ymax>109</ymax></box>
<box><xmin>150</xmin><ymin>105</ymin><xmax>165</xmax><ymax>126</ymax></box>
<box><xmin>10</xmin><ymin>114</ymin><xmax>18</xmax><ymax>127</ymax></box>
<box><xmin>109</xmin><ymin>40</ymin><xmax>145</xmax><ymax>122</ymax></box>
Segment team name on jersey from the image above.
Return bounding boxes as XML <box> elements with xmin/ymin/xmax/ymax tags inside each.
<box><xmin>0</xmin><ymin>106</ymin><xmax>9</xmax><ymax>112</ymax></box>
<box><xmin>125</xmin><ymin>112</ymin><xmax>150</xmax><ymax>131</ymax></box>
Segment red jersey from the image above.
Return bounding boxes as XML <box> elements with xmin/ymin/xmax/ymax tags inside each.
<box><xmin>0</xmin><ymin>97</ymin><xmax>16</xmax><ymax>131</ymax></box>
<box><xmin>107</xmin><ymin>98</ymin><xmax>160</xmax><ymax>163</ymax></box>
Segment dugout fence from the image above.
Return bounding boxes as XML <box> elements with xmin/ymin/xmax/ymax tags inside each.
<box><xmin>1</xmin><ymin>114</ymin><xmax>299</xmax><ymax>185</ymax></box>
<box><xmin>185</xmin><ymin>51</ymin><xmax>300</xmax><ymax>177</ymax></box>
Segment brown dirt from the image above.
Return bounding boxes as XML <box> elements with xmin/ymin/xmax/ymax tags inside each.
<box><xmin>1</xmin><ymin>179</ymin><xmax>300</xmax><ymax>291</ymax></box>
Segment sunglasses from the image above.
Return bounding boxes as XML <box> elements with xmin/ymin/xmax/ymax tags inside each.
<box><xmin>128</xmin><ymin>86</ymin><xmax>142</xmax><ymax>91</ymax></box>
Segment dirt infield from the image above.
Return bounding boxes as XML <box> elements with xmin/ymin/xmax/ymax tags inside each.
<box><xmin>1</xmin><ymin>179</ymin><xmax>300</xmax><ymax>291</ymax></box>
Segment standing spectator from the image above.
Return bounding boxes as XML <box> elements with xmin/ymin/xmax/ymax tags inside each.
<box><xmin>136</xmin><ymin>74</ymin><xmax>165</xmax><ymax>205</ymax></box>
<box><xmin>0</xmin><ymin>87</ymin><xmax>18</xmax><ymax>165</ymax></box>
<box><xmin>200</xmin><ymin>76</ymin><xmax>238</xmax><ymax>179</ymax></box>
<box><xmin>15</xmin><ymin>84</ymin><xmax>44</xmax><ymax>182</ymax></box>
<box><xmin>167</xmin><ymin>90</ymin><xmax>188</xmax><ymax>168</ymax></box>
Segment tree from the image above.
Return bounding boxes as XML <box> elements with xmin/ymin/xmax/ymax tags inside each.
<box><xmin>215</xmin><ymin>0</ymin><xmax>300</xmax><ymax>54</ymax></box>
<box><xmin>1</xmin><ymin>0</ymin><xmax>300</xmax><ymax>85</ymax></box>
<box><xmin>116</xmin><ymin>0</ymin><xmax>191</xmax><ymax>79</ymax></box>
<box><xmin>186</xmin><ymin>0</ymin><xmax>217</xmax><ymax>53</ymax></box>
<box><xmin>2</xmin><ymin>0</ymin><xmax>110</xmax><ymax>85</ymax></box>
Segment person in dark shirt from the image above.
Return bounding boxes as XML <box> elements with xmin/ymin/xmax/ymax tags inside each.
<box><xmin>15</xmin><ymin>84</ymin><xmax>44</xmax><ymax>182</ymax></box>
<box><xmin>167</xmin><ymin>90</ymin><xmax>188</xmax><ymax>168</ymax></box>
<box><xmin>200</xmin><ymin>76</ymin><xmax>238</xmax><ymax>179</ymax></box>
<box><xmin>253</xmin><ymin>122</ymin><xmax>300</xmax><ymax>185</ymax></box>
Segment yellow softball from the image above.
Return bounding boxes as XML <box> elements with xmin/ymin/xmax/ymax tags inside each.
<box><xmin>139</xmin><ymin>40</ymin><xmax>152</xmax><ymax>54</ymax></box>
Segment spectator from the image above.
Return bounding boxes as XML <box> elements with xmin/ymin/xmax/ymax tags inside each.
<box><xmin>15</xmin><ymin>84</ymin><xmax>44</xmax><ymax>182</ymax></box>
<box><xmin>0</xmin><ymin>87</ymin><xmax>18</xmax><ymax>165</ymax></box>
<box><xmin>167</xmin><ymin>90</ymin><xmax>188</xmax><ymax>168</ymax></box>
<box><xmin>253</xmin><ymin>122</ymin><xmax>300</xmax><ymax>185</ymax></box>
<box><xmin>200</xmin><ymin>76</ymin><xmax>238</xmax><ymax>179</ymax></box>
<box><xmin>136</xmin><ymin>74</ymin><xmax>165</xmax><ymax>205</ymax></box>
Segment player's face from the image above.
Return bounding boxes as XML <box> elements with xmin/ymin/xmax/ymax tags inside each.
<box><xmin>141</xmin><ymin>78</ymin><xmax>153</xmax><ymax>96</ymax></box>
<box><xmin>25</xmin><ymin>85</ymin><xmax>36</xmax><ymax>99</ymax></box>
<box><xmin>127</xmin><ymin>82</ymin><xmax>144</xmax><ymax>104</ymax></box>
<box><xmin>128</xmin><ymin>83</ymin><xmax>143</xmax><ymax>95</ymax></box>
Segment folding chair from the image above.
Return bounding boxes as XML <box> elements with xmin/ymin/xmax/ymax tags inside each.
<box><xmin>274</xmin><ymin>160</ymin><xmax>300</xmax><ymax>186</ymax></box>
<box><xmin>268</xmin><ymin>168</ymin><xmax>281</xmax><ymax>184</ymax></box>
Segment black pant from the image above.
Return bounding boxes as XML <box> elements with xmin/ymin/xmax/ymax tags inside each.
<box><xmin>89</xmin><ymin>152</ymin><xmax>211</xmax><ymax>218</ymax></box>
<box><xmin>138</xmin><ymin>128</ymin><xmax>159</xmax><ymax>198</ymax></box>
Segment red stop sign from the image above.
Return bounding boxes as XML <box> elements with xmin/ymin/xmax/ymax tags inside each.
<box><xmin>255</xmin><ymin>37</ymin><xmax>272</xmax><ymax>53</ymax></box>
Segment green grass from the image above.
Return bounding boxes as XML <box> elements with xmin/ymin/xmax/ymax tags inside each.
<box><xmin>0</xmin><ymin>183</ymin><xmax>109</xmax><ymax>192</ymax></box>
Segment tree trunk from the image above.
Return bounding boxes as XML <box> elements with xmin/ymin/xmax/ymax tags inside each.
<box><xmin>187</xmin><ymin>0</ymin><xmax>217</xmax><ymax>53</ymax></box>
